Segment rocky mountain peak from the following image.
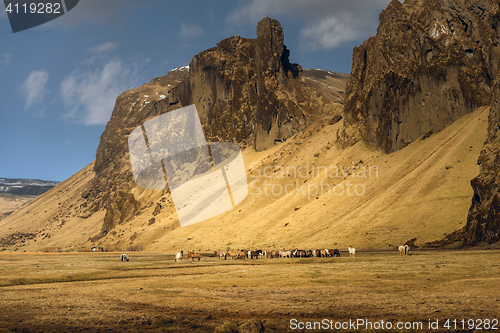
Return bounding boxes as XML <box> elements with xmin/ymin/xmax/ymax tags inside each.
<box><xmin>86</xmin><ymin>17</ymin><xmax>341</xmax><ymax>238</ymax></box>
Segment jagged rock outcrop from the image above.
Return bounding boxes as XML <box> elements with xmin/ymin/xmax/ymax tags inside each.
<box><xmin>342</xmin><ymin>0</ymin><xmax>500</xmax><ymax>245</ymax></box>
<box><xmin>342</xmin><ymin>0</ymin><xmax>495</xmax><ymax>153</ymax></box>
<box><xmin>88</xmin><ymin>17</ymin><xmax>341</xmax><ymax>237</ymax></box>
<box><xmin>465</xmin><ymin>3</ymin><xmax>500</xmax><ymax>245</ymax></box>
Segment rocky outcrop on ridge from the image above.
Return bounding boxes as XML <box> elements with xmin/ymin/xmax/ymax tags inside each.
<box><xmin>341</xmin><ymin>0</ymin><xmax>495</xmax><ymax>153</ymax></box>
<box><xmin>341</xmin><ymin>0</ymin><xmax>500</xmax><ymax>245</ymax></box>
<box><xmin>87</xmin><ymin>17</ymin><xmax>342</xmax><ymax>237</ymax></box>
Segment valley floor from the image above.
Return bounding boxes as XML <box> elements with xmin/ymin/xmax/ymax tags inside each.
<box><xmin>0</xmin><ymin>249</ymin><xmax>498</xmax><ymax>332</ymax></box>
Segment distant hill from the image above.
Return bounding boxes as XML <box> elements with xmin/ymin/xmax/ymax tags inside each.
<box><xmin>302</xmin><ymin>68</ymin><xmax>349</xmax><ymax>105</ymax></box>
<box><xmin>0</xmin><ymin>178</ymin><xmax>59</xmax><ymax>196</ymax></box>
<box><xmin>0</xmin><ymin>178</ymin><xmax>59</xmax><ymax>221</ymax></box>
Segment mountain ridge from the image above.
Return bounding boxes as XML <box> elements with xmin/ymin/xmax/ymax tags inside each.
<box><xmin>0</xmin><ymin>8</ymin><xmax>498</xmax><ymax>251</ymax></box>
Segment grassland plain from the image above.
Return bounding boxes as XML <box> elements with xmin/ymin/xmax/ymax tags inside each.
<box><xmin>0</xmin><ymin>249</ymin><xmax>499</xmax><ymax>332</ymax></box>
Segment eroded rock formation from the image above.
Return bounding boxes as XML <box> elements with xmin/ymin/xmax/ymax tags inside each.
<box><xmin>88</xmin><ymin>17</ymin><xmax>341</xmax><ymax>237</ymax></box>
<box><xmin>465</xmin><ymin>4</ymin><xmax>500</xmax><ymax>245</ymax></box>
<box><xmin>342</xmin><ymin>0</ymin><xmax>500</xmax><ymax>245</ymax></box>
<box><xmin>342</xmin><ymin>0</ymin><xmax>495</xmax><ymax>153</ymax></box>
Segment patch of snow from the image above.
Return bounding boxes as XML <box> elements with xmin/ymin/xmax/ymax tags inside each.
<box><xmin>171</xmin><ymin>65</ymin><xmax>189</xmax><ymax>72</ymax></box>
<box><xmin>430</xmin><ymin>22</ymin><xmax>449</xmax><ymax>39</ymax></box>
<box><xmin>159</xmin><ymin>94</ymin><xmax>166</xmax><ymax>100</ymax></box>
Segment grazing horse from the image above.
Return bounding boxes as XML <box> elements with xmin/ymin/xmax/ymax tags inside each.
<box><xmin>269</xmin><ymin>250</ymin><xmax>279</xmax><ymax>258</ymax></box>
<box><xmin>227</xmin><ymin>251</ymin><xmax>239</xmax><ymax>259</ymax></box>
<box><xmin>320</xmin><ymin>249</ymin><xmax>328</xmax><ymax>257</ymax></box>
<box><xmin>399</xmin><ymin>245</ymin><xmax>410</xmax><ymax>255</ymax></box>
<box><xmin>259</xmin><ymin>250</ymin><xmax>267</xmax><ymax>259</ymax></box>
<box><xmin>305</xmin><ymin>250</ymin><xmax>313</xmax><ymax>257</ymax></box>
<box><xmin>175</xmin><ymin>251</ymin><xmax>183</xmax><ymax>262</ymax></box>
<box><xmin>214</xmin><ymin>251</ymin><xmax>227</xmax><ymax>260</ymax></box>
<box><xmin>348</xmin><ymin>247</ymin><xmax>356</xmax><ymax>257</ymax></box>
<box><xmin>188</xmin><ymin>251</ymin><xmax>200</xmax><ymax>261</ymax></box>
<box><xmin>278</xmin><ymin>250</ymin><xmax>291</xmax><ymax>258</ymax></box>
<box><xmin>248</xmin><ymin>250</ymin><xmax>261</xmax><ymax>259</ymax></box>
<box><xmin>120</xmin><ymin>254</ymin><xmax>129</xmax><ymax>262</ymax></box>
<box><xmin>313</xmin><ymin>249</ymin><xmax>321</xmax><ymax>257</ymax></box>
<box><xmin>333</xmin><ymin>249</ymin><xmax>341</xmax><ymax>257</ymax></box>
<box><xmin>294</xmin><ymin>250</ymin><xmax>306</xmax><ymax>258</ymax></box>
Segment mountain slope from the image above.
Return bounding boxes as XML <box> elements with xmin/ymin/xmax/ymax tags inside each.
<box><xmin>0</xmin><ymin>106</ymin><xmax>487</xmax><ymax>251</ymax></box>
<box><xmin>0</xmin><ymin>9</ymin><xmax>495</xmax><ymax>251</ymax></box>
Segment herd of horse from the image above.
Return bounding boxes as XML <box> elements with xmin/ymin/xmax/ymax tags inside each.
<box><xmin>176</xmin><ymin>247</ymin><xmax>353</xmax><ymax>262</ymax></box>
<box><xmin>119</xmin><ymin>245</ymin><xmax>411</xmax><ymax>262</ymax></box>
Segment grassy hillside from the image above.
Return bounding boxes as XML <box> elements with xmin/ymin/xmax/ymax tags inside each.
<box><xmin>0</xmin><ymin>107</ymin><xmax>489</xmax><ymax>252</ymax></box>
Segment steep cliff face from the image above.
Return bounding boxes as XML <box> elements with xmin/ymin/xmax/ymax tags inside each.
<box><xmin>465</xmin><ymin>4</ymin><xmax>500</xmax><ymax>245</ymax></box>
<box><xmin>88</xmin><ymin>17</ymin><xmax>341</xmax><ymax>237</ymax></box>
<box><xmin>342</xmin><ymin>0</ymin><xmax>500</xmax><ymax>246</ymax></box>
<box><xmin>342</xmin><ymin>0</ymin><xmax>495</xmax><ymax>153</ymax></box>
<box><xmin>190</xmin><ymin>17</ymin><xmax>336</xmax><ymax>151</ymax></box>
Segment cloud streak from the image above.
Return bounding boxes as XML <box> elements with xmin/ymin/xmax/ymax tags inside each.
<box><xmin>21</xmin><ymin>70</ymin><xmax>49</xmax><ymax>108</ymax></box>
<box><xmin>179</xmin><ymin>23</ymin><xmax>204</xmax><ymax>45</ymax></box>
<box><xmin>226</xmin><ymin>0</ymin><xmax>391</xmax><ymax>50</ymax></box>
<box><xmin>89</xmin><ymin>41</ymin><xmax>119</xmax><ymax>53</ymax></box>
<box><xmin>60</xmin><ymin>60</ymin><xmax>137</xmax><ymax>125</ymax></box>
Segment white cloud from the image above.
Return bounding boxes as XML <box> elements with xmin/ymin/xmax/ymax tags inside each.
<box><xmin>0</xmin><ymin>53</ymin><xmax>12</xmax><ymax>65</ymax></box>
<box><xmin>226</xmin><ymin>0</ymin><xmax>391</xmax><ymax>50</ymax></box>
<box><xmin>21</xmin><ymin>70</ymin><xmax>49</xmax><ymax>108</ymax></box>
<box><xmin>300</xmin><ymin>14</ymin><xmax>368</xmax><ymax>51</ymax></box>
<box><xmin>179</xmin><ymin>23</ymin><xmax>204</xmax><ymax>41</ymax></box>
<box><xmin>60</xmin><ymin>60</ymin><xmax>137</xmax><ymax>125</ymax></box>
<box><xmin>89</xmin><ymin>41</ymin><xmax>119</xmax><ymax>53</ymax></box>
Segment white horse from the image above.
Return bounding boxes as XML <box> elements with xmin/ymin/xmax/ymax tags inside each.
<box><xmin>120</xmin><ymin>254</ymin><xmax>129</xmax><ymax>262</ymax></box>
<box><xmin>348</xmin><ymin>247</ymin><xmax>356</xmax><ymax>257</ymax></box>
<box><xmin>278</xmin><ymin>250</ymin><xmax>291</xmax><ymax>258</ymax></box>
<box><xmin>175</xmin><ymin>250</ymin><xmax>183</xmax><ymax>262</ymax></box>
<box><xmin>399</xmin><ymin>245</ymin><xmax>410</xmax><ymax>255</ymax></box>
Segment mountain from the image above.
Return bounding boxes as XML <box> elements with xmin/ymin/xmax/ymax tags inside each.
<box><xmin>0</xmin><ymin>178</ymin><xmax>59</xmax><ymax>196</ymax></box>
<box><xmin>0</xmin><ymin>9</ymin><xmax>498</xmax><ymax>251</ymax></box>
<box><xmin>464</xmin><ymin>3</ymin><xmax>500</xmax><ymax>246</ymax></box>
<box><xmin>0</xmin><ymin>178</ymin><xmax>59</xmax><ymax>221</ymax></box>
<box><xmin>301</xmin><ymin>69</ymin><xmax>349</xmax><ymax>105</ymax></box>
<box><xmin>85</xmin><ymin>17</ymin><xmax>343</xmax><ymax>240</ymax></box>
<box><xmin>340</xmin><ymin>0</ymin><xmax>495</xmax><ymax>153</ymax></box>
<box><xmin>340</xmin><ymin>0</ymin><xmax>500</xmax><ymax>246</ymax></box>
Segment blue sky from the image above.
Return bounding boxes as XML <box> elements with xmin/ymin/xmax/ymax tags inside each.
<box><xmin>0</xmin><ymin>0</ymin><xmax>392</xmax><ymax>182</ymax></box>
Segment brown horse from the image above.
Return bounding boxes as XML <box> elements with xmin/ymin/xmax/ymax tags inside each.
<box><xmin>188</xmin><ymin>251</ymin><xmax>200</xmax><ymax>261</ymax></box>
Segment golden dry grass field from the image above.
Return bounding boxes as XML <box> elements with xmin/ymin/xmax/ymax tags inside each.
<box><xmin>0</xmin><ymin>249</ymin><xmax>499</xmax><ymax>332</ymax></box>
